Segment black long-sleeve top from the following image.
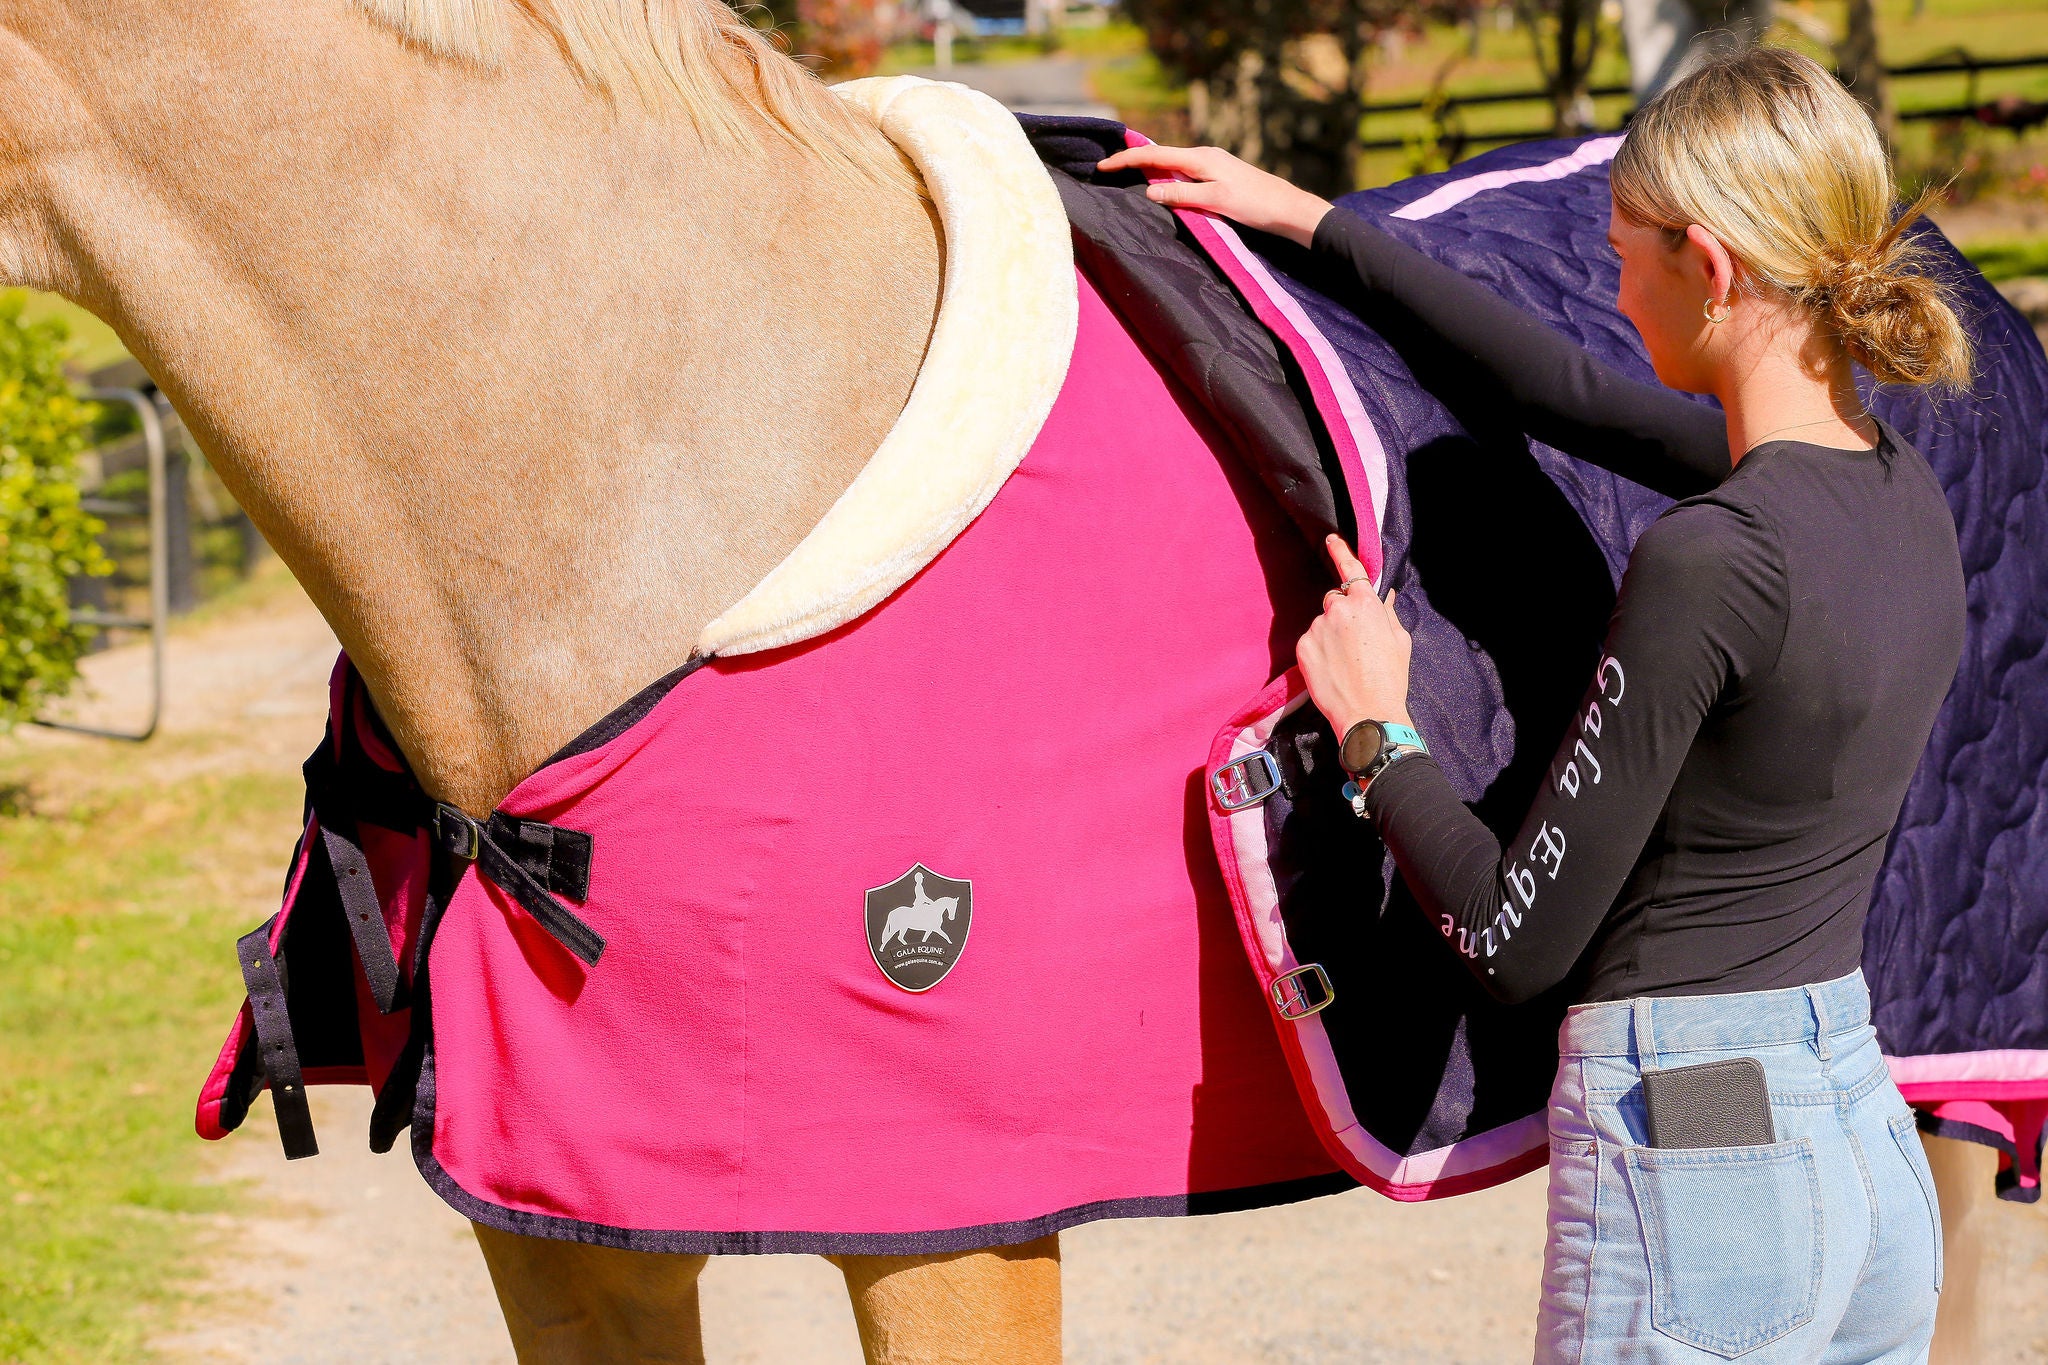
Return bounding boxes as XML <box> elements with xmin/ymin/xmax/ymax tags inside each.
<box><xmin>1309</xmin><ymin>207</ymin><xmax>1966</xmax><ymax>1006</ymax></box>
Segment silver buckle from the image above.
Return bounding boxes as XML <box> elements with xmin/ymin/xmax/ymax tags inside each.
<box><xmin>435</xmin><ymin>804</ymin><xmax>481</xmax><ymax>862</ymax></box>
<box><xmin>1271</xmin><ymin>963</ymin><xmax>1335</xmax><ymax>1020</ymax></box>
<box><xmin>1211</xmin><ymin>750</ymin><xmax>1282</xmax><ymax>812</ymax></box>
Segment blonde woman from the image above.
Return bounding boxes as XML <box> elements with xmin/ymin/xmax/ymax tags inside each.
<box><xmin>1106</xmin><ymin>48</ymin><xmax>1966</xmax><ymax>1362</ymax></box>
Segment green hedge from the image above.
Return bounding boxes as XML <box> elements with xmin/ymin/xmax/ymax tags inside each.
<box><xmin>0</xmin><ymin>301</ymin><xmax>109</xmax><ymax>726</ymax></box>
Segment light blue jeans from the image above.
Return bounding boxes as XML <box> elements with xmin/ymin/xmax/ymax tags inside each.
<box><xmin>1537</xmin><ymin>971</ymin><xmax>1942</xmax><ymax>1363</ymax></box>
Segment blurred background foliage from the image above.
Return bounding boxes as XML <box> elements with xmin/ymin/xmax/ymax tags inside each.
<box><xmin>0</xmin><ymin>303</ymin><xmax>109</xmax><ymax>729</ymax></box>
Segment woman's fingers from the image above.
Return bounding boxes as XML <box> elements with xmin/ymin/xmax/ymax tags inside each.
<box><xmin>1097</xmin><ymin>144</ymin><xmax>1229</xmax><ymax>179</ymax></box>
<box><xmin>1144</xmin><ymin>180</ymin><xmax>1228</xmax><ymax>212</ymax></box>
<box><xmin>1324</xmin><ymin>534</ymin><xmax>1372</xmax><ymax>587</ymax></box>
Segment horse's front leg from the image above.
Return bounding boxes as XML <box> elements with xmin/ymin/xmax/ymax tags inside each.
<box><xmin>831</xmin><ymin>1236</ymin><xmax>1062</xmax><ymax>1365</ymax></box>
<box><xmin>474</xmin><ymin>1223</ymin><xmax>709</xmax><ymax>1364</ymax></box>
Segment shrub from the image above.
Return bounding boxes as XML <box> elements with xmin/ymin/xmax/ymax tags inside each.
<box><xmin>0</xmin><ymin>299</ymin><xmax>110</xmax><ymax>727</ymax></box>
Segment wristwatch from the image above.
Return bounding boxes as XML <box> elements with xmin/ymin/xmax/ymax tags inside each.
<box><xmin>1337</xmin><ymin>719</ymin><xmax>1427</xmax><ymax>818</ymax></box>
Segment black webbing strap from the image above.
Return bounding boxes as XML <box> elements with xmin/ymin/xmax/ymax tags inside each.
<box><xmin>236</xmin><ymin>920</ymin><xmax>319</xmax><ymax>1159</ymax></box>
<box><xmin>303</xmin><ymin>748</ymin><xmax>430</xmax><ymax>1016</ymax></box>
<box><xmin>432</xmin><ymin>805</ymin><xmax>605</xmax><ymax>966</ymax></box>
<box><xmin>319</xmin><ymin>819</ymin><xmax>405</xmax><ymax>1014</ymax></box>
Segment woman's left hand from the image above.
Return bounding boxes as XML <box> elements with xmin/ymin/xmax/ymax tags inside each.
<box><xmin>1297</xmin><ymin>536</ymin><xmax>1415</xmax><ymax>739</ymax></box>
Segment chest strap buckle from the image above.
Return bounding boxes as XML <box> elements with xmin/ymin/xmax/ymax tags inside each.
<box><xmin>1211</xmin><ymin>750</ymin><xmax>1282</xmax><ymax>812</ymax></box>
<box><xmin>1271</xmin><ymin>963</ymin><xmax>1335</xmax><ymax>1020</ymax></box>
<box><xmin>434</xmin><ymin>804</ymin><xmax>481</xmax><ymax>862</ymax></box>
<box><xmin>431</xmin><ymin>803</ymin><xmax>606</xmax><ymax>967</ymax></box>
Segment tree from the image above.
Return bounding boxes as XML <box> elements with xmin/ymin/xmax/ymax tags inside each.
<box><xmin>0</xmin><ymin>300</ymin><xmax>110</xmax><ymax>727</ymax></box>
<box><xmin>1834</xmin><ymin>0</ymin><xmax>1895</xmax><ymax>149</ymax></box>
<box><xmin>750</xmin><ymin>0</ymin><xmax>887</xmax><ymax>79</ymax></box>
<box><xmin>1126</xmin><ymin>0</ymin><xmax>1466</xmax><ymax>198</ymax></box>
<box><xmin>1518</xmin><ymin>0</ymin><xmax>1603</xmax><ymax>135</ymax></box>
<box><xmin>793</xmin><ymin>0</ymin><xmax>887</xmax><ymax>76</ymax></box>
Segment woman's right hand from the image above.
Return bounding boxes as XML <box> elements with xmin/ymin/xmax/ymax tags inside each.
<box><xmin>1095</xmin><ymin>144</ymin><xmax>1334</xmax><ymax>248</ymax></box>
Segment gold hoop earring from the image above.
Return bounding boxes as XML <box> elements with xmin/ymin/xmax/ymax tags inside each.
<box><xmin>1704</xmin><ymin>298</ymin><xmax>1732</xmax><ymax>325</ymax></box>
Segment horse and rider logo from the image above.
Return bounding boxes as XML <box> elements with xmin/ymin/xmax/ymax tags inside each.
<box><xmin>865</xmin><ymin>864</ymin><xmax>973</xmax><ymax>992</ymax></box>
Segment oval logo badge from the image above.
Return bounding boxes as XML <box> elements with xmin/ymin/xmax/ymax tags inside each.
<box><xmin>864</xmin><ymin>864</ymin><xmax>973</xmax><ymax>992</ymax></box>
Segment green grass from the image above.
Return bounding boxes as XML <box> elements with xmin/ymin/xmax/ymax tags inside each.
<box><xmin>0</xmin><ymin>293</ymin><xmax>128</xmax><ymax>375</ymax></box>
<box><xmin>0</xmin><ymin>764</ymin><xmax>302</xmax><ymax>1361</ymax></box>
<box><xmin>1960</xmin><ymin>237</ymin><xmax>2048</xmax><ymax>280</ymax></box>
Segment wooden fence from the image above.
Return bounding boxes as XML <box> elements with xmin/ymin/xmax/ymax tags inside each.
<box><xmin>1360</xmin><ymin>50</ymin><xmax>2048</xmax><ymax>154</ymax></box>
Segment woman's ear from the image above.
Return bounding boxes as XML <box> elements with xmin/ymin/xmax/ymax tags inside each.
<box><xmin>1684</xmin><ymin>223</ymin><xmax>1738</xmax><ymax>309</ymax></box>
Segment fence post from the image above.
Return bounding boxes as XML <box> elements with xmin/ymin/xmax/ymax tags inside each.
<box><xmin>163</xmin><ymin>441</ymin><xmax>197</xmax><ymax>615</ymax></box>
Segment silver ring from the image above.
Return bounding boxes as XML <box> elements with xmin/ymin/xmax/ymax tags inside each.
<box><xmin>1339</xmin><ymin>576</ymin><xmax>1371</xmax><ymax>592</ymax></box>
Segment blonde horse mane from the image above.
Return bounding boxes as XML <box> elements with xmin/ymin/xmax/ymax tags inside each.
<box><xmin>352</xmin><ymin>0</ymin><xmax>916</xmax><ymax>189</ymax></box>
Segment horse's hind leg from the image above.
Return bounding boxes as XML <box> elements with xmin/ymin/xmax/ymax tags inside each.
<box><xmin>832</xmin><ymin>1235</ymin><xmax>1062</xmax><ymax>1365</ymax></box>
<box><xmin>1923</xmin><ymin>1133</ymin><xmax>1997</xmax><ymax>1364</ymax></box>
<box><xmin>474</xmin><ymin>1222</ymin><xmax>709</xmax><ymax>1364</ymax></box>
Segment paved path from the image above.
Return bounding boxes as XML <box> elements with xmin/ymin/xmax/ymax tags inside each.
<box><xmin>905</xmin><ymin>57</ymin><xmax>1117</xmax><ymax>119</ymax></box>
<box><xmin>160</xmin><ymin>1090</ymin><xmax>1555</xmax><ymax>1364</ymax></box>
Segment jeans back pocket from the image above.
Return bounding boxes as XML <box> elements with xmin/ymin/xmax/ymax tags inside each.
<box><xmin>1624</xmin><ymin>1139</ymin><xmax>1823</xmax><ymax>1358</ymax></box>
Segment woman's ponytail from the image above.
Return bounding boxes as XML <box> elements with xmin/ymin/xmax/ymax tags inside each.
<box><xmin>1802</xmin><ymin>194</ymin><xmax>1972</xmax><ymax>387</ymax></box>
<box><xmin>1610</xmin><ymin>48</ymin><xmax>1973</xmax><ymax>389</ymax></box>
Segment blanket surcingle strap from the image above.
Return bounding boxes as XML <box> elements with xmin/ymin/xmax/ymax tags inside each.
<box><xmin>234</xmin><ymin>919</ymin><xmax>316</xmax><ymax>1159</ymax></box>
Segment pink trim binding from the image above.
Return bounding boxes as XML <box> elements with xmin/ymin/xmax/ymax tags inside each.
<box><xmin>1390</xmin><ymin>135</ymin><xmax>1626</xmax><ymax>222</ymax></box>
<box><xmin>1122</xmin><ymin>129</ymin><xmax>1389</xmax><ymax>584</ymax></box>
<box><xmin>1890</xmin><ymin>1050</ymin><xmax>2048</xmax><ymax>1096</ymax></box>
<box><xmin>1206</xmin><ymin>669</ymin><xmax>1549</xmax><ymax>1199</ymax></box>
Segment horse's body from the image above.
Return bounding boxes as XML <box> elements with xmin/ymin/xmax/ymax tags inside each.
<box><xmin>3</xmin><ymin>3</ymin><xmax>2028</xmax><ymax>1361</ymax></box>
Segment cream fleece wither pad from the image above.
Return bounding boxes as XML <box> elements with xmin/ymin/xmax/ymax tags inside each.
<box><xmin>695</xmin><ymin>76</ymin><xmax>1078</xmax><ymax>658</ymax></box>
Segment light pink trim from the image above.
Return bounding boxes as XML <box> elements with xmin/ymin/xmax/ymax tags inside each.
<box><xmin>1390</xmin><ymin>136</ymin><xmax>1626</xmax><ymax>222</ymax></box>
<box><xmin>1123</xmin><ymin>129</ymin><xmax>1389</xmax><ymax>583</ymax></box>
<box><xmin>1335</xmin><ymin>1112</ymin><xmax>1550</xmax><ymax>1199</ymax></box>
<box><xmin>1223</xmin><ymin>691</ymin><xmax>1311</xmax><ymax>982</ymax></box>
<box><xmin>1218</xmin><ymin>689</ymin><xmax>1549</xmax><ymax>1198</ymax></box>
<box><xmin>1192</xmin><ymin>217</ymin><xmax>1391</xmax><ymax>554</ymax></box>
<box><xmin>1889</xmin><ymin>1050</ymin><xmax>2048</xmax><ymax>1089</ymax></box>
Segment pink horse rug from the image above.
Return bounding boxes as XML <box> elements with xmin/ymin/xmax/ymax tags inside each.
<box><xmin>196</xmin><ymin>77</ymin><xmax>1394</xmax><ymax>1252</ymax></box>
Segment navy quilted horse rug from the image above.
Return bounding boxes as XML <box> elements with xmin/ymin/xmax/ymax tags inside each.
<box><xmin>1031</xmin><ymin>121</ymin><xmax>2048</xmax><ymax>1203</ymax></box>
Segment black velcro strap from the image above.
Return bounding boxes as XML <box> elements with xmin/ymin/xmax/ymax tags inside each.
<box><xmin>434</xmin><ymin>805</ymin><xmax>605</xmax><ymax>966</ymax></box>
<box><xmin>485</xmin><ymin>813</ymin><xmax>594</xmax><ymax>902</ymax></box>
<box><xmin>236</xmin><ymin>921</ymin><xmax>319</xmax><ymax>1160</ymax></box>
<box><xmin>319</xmin><ymin>819</ymin><xmax>406</xmax><ymax>1014</ymax></box>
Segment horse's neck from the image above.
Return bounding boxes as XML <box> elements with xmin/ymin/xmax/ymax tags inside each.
<box><xmin>16</xmin><ymin>7</ymin><xmax>943</xmax><ymax>812</ymax></box>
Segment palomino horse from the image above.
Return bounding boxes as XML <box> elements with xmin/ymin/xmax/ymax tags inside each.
<box><xmin>0</xmin><ymin>3</ymin><xmax>2019</xmax><ymax>1362</ymax></box>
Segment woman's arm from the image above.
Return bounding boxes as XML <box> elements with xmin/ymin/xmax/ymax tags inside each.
<box><xmin>1298</xmin><ymin>510</ymin><xmax>1784</xmax><ymax>1003</ymax></box>
<box><xmin>1311</xmin><ymin>209</ymin><xmax>1728</xmax><ymax>498</ymax></box>
<box><xmin>1098</xmin><ymin>145</ymin><xmax>1731</xmax><ymax>500</ymax></box>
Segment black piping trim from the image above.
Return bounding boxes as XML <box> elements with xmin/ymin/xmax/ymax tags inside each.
<box><xmin>540</xmin><ymin>656</ymin><xmax>709</xmax><ymax>769</ymax></box>
<box><xmin>399</xmin><ymin>866</ymin><xmax>1359</xmax><ymax>1252</ymax></box>
<box><xmin>1917</xmin><ymin>1110</ymin><xmax>2047</xmax><ymax>1204</ymax></box>
<box><xmin>414</xmin><ymin>1138</ymin><xmax>1357</xmax><ymax>1256</ymax></box>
